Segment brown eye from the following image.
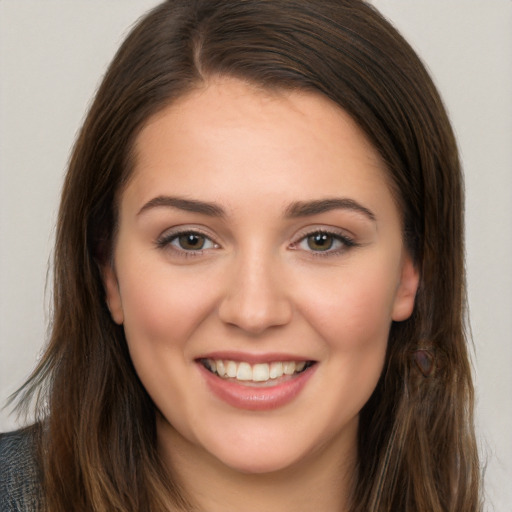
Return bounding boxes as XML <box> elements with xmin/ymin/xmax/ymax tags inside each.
<box><xmin>306</xmin><ymin>232</ymin><xmax>335</xmax><ymax>251</ymax></box>
<box><xmin>156</xmin><ymin>230</ymin><xmax>218</xmax><ymax>254</ymax></box>
<box><xmin>177</xmin><ymin>233</ymin><xmax>207</xmax><ymax>250</ymax></box>
<box><xmin>294</xmin><ymin>230</ymin><xmax>356</xmax><ymax>255</ymax></box>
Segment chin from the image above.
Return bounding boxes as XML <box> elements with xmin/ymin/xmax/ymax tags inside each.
<box><xmin>216</xmin><ymin>447</ymin><xmax>304</xmax><ymax>475</ymax></box>
<box><xmin>200</xmin><ymin>426</ymin><xmax>321</xmax><ymax>476</ymax></box>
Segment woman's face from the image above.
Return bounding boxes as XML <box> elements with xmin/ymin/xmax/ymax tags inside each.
<box><xmin>104</xmin><ymin>78</ymin><xmax>419</xmax><ymax>475</ymax></box>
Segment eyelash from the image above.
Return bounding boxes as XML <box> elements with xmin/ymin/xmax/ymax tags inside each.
<box><xmin>155</xmin><ymin>228</ymin><xmax>358</xmax><ymax>258</ymax></box>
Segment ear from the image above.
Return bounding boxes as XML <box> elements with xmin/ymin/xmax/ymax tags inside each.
<box><xmin>102</xmin><ymin>264</ymin><xmax>124</xmax><ymax>325</ymax></box>
<box><xmin>391</xmin><ymin>253</ymin><xmax>420</xmax><ymax>322</ymax></box>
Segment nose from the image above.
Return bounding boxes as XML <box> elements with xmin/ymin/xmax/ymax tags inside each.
<box><xmin>218</xmin><ymin>252</ymin><xmax>293</xmax><ymax>335</ymax></box>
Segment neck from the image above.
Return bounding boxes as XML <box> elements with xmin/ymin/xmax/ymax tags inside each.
<box><xmin>157</xmin><ymin>416</ymin><xmax>357</xmax><ymax>512</ymax></box>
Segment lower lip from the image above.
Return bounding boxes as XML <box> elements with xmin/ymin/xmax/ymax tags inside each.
<box><xmin>197</xmin><ymin>363</ymin><xmax>316</xmax><ymax>411</ymax></box>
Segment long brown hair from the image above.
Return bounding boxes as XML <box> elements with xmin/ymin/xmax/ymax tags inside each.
<box><xmin>16</xmin><ymin>1</ymin><xmax>481</xmax><ymax>510</ymax></box>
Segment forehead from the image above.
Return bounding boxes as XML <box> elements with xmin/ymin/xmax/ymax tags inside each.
<box><xmin>125</xmin><ymin>78</ymin><xmax>396</xmax><ymax>218</ymax></box>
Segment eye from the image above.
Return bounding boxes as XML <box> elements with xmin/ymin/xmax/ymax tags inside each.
<box><xmin>173</xmin><ymin>233</ymin><xmax>213</xmax><ymax>251</ymax></box>
<box><xmin>305</xmin><ymin>232</ymin><xmax>337</xmax><ymax>251</ymax></box>
<box><xmin>157</xmin><ymin>230</ymin><xmax>218</xmax><ymax>253</ymax></box>
<box><xmin>294</xmin><ymin>230</ymin><xmax>356</xmax><ymax>255</ymax></box>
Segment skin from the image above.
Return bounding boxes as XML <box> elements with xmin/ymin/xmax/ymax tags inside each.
<box><xmin>103</xmin><ymin>78</ymin><xmax>419</xmax><ymax>511</ymax></box>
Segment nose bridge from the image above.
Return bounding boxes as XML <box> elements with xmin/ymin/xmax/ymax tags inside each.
<box><xmin>218</xmin><ymin>243</ymin><xmax>292</xmax><ymax>334</ymax></box>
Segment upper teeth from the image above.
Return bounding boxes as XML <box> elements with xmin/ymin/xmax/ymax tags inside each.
<box><xmin>203</xmin><ymin>359</ymin><xmax>308</xmax><ymax>382</ymax></box>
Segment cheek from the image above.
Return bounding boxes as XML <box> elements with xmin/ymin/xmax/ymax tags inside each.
<box><xmin>115</xmin><ymin>262</ymin><xmax>223</xmax><ymax>406</ymax></box>
<box><xmin>300</xmin><ymin>267</ymin><xmax>395</xmax><ymax>419</ymax></box>
<box><xmin>119</xmin><ymin>265</ymin><xmax>218</xmax><ymax>344</ymax></box>
<box><xmin>116</xmin><ymin>265</ymin><xmax>217</xmax><ymax>426</ymax></box>
<box><xmin>298</xmin><ymin>262</ymin><xmax>398</xmax><ymax>351</ymax></box>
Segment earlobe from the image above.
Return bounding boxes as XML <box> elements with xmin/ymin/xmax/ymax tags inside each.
<box><xmin>102</xmin><ymin>264</ymin><xmax>124</xmax><ymax>325</ymax></box>
<box><xmin>391</xmin><ymin>254</ymin><xmax>420</xmax><ymax>322</ymax></box>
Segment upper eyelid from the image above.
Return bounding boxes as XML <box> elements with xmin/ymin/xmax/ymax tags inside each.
<box><xmin>158</xmin><ymin>225</ymin><xmax>218</xmax><ymax>239</ymax></box>
<box><xmin>291</xmin><ymin>225</ymin><xmax>356</xmax><ymax>243</ymax></box>
<box><xmin>156</xmin><ymin>226</ymin><xmax>220</xmax><ymax>249</ymax></box>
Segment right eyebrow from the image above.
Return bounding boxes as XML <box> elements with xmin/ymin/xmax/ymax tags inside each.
<box><xmin>284</xmin><ymin>197</ymin><xmax>376</xmax><ymax>222</ymax></box>
<box><xmin>137</xmin><ymin>196</ymin><xmax>226</xmax><ymax>217</ymax></box>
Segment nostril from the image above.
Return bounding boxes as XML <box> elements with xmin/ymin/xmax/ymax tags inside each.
<box><xmin>218</xmin><ymin>293</ymin><xmax>292</xmax><ymax>334</ymax></box>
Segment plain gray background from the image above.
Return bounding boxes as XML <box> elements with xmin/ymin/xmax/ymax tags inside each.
<box><xmin>1</xmin><ymin>1</ymin><xmax>511</xmax><ymax>510</ymax></box>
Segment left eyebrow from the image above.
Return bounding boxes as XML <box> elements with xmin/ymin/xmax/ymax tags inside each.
<box><xmin>285</xmin><ymin>198</ymin><xmax>376</xmax><ymax>221</ymax></box>
<box><xmin>137</xmin><ymin>196</ymin><xmax>226</xmax><ymax>217</ymax></box>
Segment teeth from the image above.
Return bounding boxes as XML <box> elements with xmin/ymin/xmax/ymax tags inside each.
<box><xmin>252</xmin><ymin>363</ymin><xmax>270</xmax><ymax>382</ymax></box>
<box><xmin>226</xmin><ymin>360</ymin><xmax>237</xmax><ymax>378</ymax></box>
<box><xmin>236</xmin><ymin>362</ymin><xmax>252</xmax><ymax>381</ymax></box>
<box><xmin>269</xmin><ymin>362</ymin><xmax>283</xmax><ymax>379</ymax></box>
<box><xmin>216</xmin><ymin>360</ymin><xmax>225</xmax><ymax>377</ymax></box>
<box><xmin>283</xmin><ymin>362</ymin><xmax>296</xmax><ymax>375</ymax></box>
<box><xmin>204</xmin><ymin>359</ymin><xmax>310</xmax><ymax>383</ymax></box>
<box><xmin>296</xmin><ymin>361</ymin><xmax>306</xmax><ymax>372</ymax></box>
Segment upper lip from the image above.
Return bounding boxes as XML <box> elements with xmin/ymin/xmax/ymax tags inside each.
<box><xmin>195</xmin><ymin>351</ymin><xmax>314</xmax><ymax>364</ymax></box>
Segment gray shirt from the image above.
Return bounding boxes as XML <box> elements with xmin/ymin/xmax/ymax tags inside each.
<box><xmin>0</xmin><ymin>427</ymin><xmax>42</xmax><ymax>511</ymax></box>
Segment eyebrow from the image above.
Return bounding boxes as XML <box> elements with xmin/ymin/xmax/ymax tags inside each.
<box><xmin>285</xmin><ymin>198</ymin><xmax>376</xmax><ymax>221</ymax></box>
<box><xmin>137</xmin><ymin>195</ymin><xmax>375</xmax><ymax>222</ymax></box>
<box><xmin>137</xmin><ymin>196</ymin><xmax>225</xmax><ymax>217</ymax></box>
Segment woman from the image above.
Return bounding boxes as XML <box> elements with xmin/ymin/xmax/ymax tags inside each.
<box><xmin>1</xmin><ymin>0</ymin><xmax>481</xmax><ymax>510</ymax></box>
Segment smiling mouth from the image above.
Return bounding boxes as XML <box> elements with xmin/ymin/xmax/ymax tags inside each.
<box><xmin>199</xmin><ymin>358</ymin><xmax>315</xmax><ymax>386</ymax></box>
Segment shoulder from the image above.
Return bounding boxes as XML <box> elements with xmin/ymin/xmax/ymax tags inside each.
<box><xmin>0</xmin><ymin>425</ymin><xmax>43</xmax><ymax>512</ymax></box>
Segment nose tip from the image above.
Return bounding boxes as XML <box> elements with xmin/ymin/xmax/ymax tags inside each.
<box><xmin>217</xmin><ymin>258</ymin><xmax>292</xmax><ymax>334</ymax></box>
<box><xmin>219</xmin><ymin>299</ymin><xmax>292</xmax><ymax>334</ymax></box>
